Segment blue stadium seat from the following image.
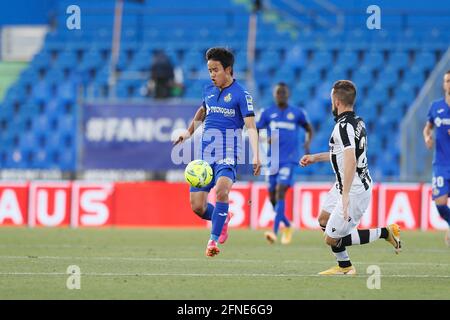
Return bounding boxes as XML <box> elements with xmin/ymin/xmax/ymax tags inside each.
<box><xmin>54</xmin><ymin>51</ymin><xmax>78</xmax><ymax>70</ymax></box>
<box><xmin>403</xmin><ymin>66</ymin><xmax>426</xmax><ymax>88</ymax></box>
<box><xmin>351</xmin><ymin>66</ymin><xmax>373</xmax><ymax>89</ymax></box>
<box><xmin>310</xmin><ymin>51</ymin><xmax>333</xmax><ymax>70</ymax></box>
<box><xmin>57</xmin><ymin>82</ymin><xmax>77</xmax><ymax>104</ymax></box>
<box><xmin>377</xmin><ymin>66</ymin><xmax>399</xmax><ymax>87</ymax></box>
<box><xmin>387</xmin><ymin>51</ymin><xmax>409</xmax><ymax>70</ymax></box>
<box><xmin>30</xmin><ymin>51</ymin><xmax>53</xmax><ymax>70</ymax></box>
<box><xmin>394</xmin><ymin>84</ymin><xmax>416</xmax><ymax>106</ymax></box>
<box><xmin>361</xmin><ymin>51</ymin><xmax>384</xmax><ymax>71</ymax></box>
<box><xmin>284</xmin><ymin>45</ymin><xmax>307</xmax><ymax>69</ymax></box>
<box><xmin>31</xmin><ymin>81</ymin><xmax>51</xmax><ymax>104</ymax></box>
<box><xmin>367</xmin><ymin>84</ymin><xmax>389</xmax><ymax>105</ymax></box>
<box><xmin>336</xmin><ymin>51</ymin><xmax>359</xmax><ymax>70</ymax></box>
<box><xmin>414</xmin><ymin>51</ymin><xmax>436</xmax><ymax>71</ymax></box>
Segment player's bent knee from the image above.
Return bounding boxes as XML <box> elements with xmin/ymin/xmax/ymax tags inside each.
<box><xmin>215</xmin><ymin>188</ymin><xmax>229</xmax><ymax>203</ymax></box>
<box><xmin>318</xmin><ymin>217</ymin><xmax>326</xmax><ymax>227</ymax></box>
<box><xmin>190</xmin><ymin>198</ymin><xmax>206</xmax><ymax>217</ymax></box>
<box><xmin>317</xmin><ymin>211</ymin><xmax>330</xmax><ymax>226</ymax></box>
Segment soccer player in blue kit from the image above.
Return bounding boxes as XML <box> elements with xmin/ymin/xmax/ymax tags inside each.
<box><xmin>257</xmin><ymin>83</ymin><xmax>313</xmax><ymax>244</ymax></box>
<box><xmin>174</xmin><ymin>47</ymin><xmax>261</xmax><ymax>257</ymax></box>
<box><xmin>423</xmin><ymin>70</ymin><xmax>450</xmax><ymax>246</ymax></box>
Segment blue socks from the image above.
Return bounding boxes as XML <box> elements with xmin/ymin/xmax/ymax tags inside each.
<box><xmin>436</xmin><ymin>205</ymin><xmax>450</xmax><ymax>225</ymax></box>
<box><xmin>201</xmin><ymin>203</ymin><xmax>215</xmax><ymax>221</ymax></box>
<box><xmin>273</xmin><ymin>199</ymin><xmax>290</xmax><ymax>235</ymax></box>
<box><xmin>210</xmin><ymin>202</ymin><xmax>229</xmax><ymax>242</ymax></box>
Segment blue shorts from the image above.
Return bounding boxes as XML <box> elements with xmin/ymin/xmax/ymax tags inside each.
<box><xmin>189</xmin><ymin>162</ymin><xmax>237</xmax><ymax>193</ymax></box>
<box><xmin>268</xmin><ymin>163</ymin><xmax>295</xmax><ymax>193</ymax></box>
<box><xmin>432</xmin><ymin>165</ymin><xmax>450</xmax><ymax>199</ymax></box>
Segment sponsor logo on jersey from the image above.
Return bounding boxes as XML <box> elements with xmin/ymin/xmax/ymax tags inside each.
<box><xmin>270</xmin><ymin>121</ymin><xmax>296</xmax><ymax>130</ymax></box>
<box><xmin>434</xmin><ymin>117</ymin><xmax>450</xmax><ymax>127</ymax></box>
<box><xmin>216</xmin><ymin>158</ymin><xmax>236</xmax><ymax>165</ymax></box>
<box><xmin>287</xmin><ymin>112</ymin><xmax>295</xmax><ymax>120</ymax></box>
<box><xmin>207</xmin><ymin>105</ymin><xmax>236</xmax><ymax>117</ymax></box>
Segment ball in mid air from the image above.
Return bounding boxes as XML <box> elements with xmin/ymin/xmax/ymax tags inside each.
<box><xmin>184</xmin><ymin>160</ymin><xmax>213</xmax><ymax>188</ymax></box>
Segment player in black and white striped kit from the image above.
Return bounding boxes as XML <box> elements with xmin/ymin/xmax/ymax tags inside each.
<box><xmin>300</xmin><ymin>80</ymin><xmax>402</xmax><ymax>275</ymax></box>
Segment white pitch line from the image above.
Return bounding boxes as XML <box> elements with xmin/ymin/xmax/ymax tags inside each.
<box><xmin>0</xmin><ymin>272</ymin><xmax>449</xmax><ymax>279</ymax></box>
<box><xmin>0</xmin><ymin>255</ymin><xmax>449</xmax><ymax>267</ymax></box>
<box><xmin>0</xmin><ymin>243</ymin><xmax>449</xmax><ymax>254</ymax></box>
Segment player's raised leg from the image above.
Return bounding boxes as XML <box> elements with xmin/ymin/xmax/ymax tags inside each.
<box><xmin>319</xmin><ymin>189</ymin><xmax>401</xmax><ymax>275</ymax></box>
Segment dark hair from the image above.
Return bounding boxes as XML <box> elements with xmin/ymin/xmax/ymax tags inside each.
<box><xmin>205</xmin><ymin>47</ymin><xmax>234</xmax><ymax>72</ymax></box>
<box><xmin>276</xmin><ymin>82</ymin><xmax>288</xmax><ymax>88</ymax></box>
<box><xmin>332</xmin><ymin>80</ymin><xmax>357</xmax><ymax>107</ymax></box>
<box><xmin>446</xmin><ymin>70</ymin><xmax>450</xmax><ymax>75</ymax></box>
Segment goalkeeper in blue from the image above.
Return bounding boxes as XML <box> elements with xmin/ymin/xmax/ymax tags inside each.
<box><xmin>423</xmin><ymin>70</ymin><xmax>450</xmax><ymax>246</ymax></box>
<box><xmin>257</xmin><ymin>82</ymin><xmax>313</xmax><ymax>244</ymax></box>
<box><xmin>173</xmin><ymin>47</ymin><xmax>261</xmax><ymax>257</ymax></box>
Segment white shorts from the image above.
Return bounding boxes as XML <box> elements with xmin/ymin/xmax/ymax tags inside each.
<box><xmin>322</xmin><ymin>186</ymin><xmax>371</xmax><ymax>239</ymax></box>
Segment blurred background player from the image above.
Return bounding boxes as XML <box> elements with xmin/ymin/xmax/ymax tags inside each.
<box><xmin>423</xmin><ymin>70</ymin><xmax>450</xmax><ymax>246</ymax></box>
<box><xmin>300</xmin><ymin>80</ymin><xmax>401</xmax><ymax>275</ymax></box>
<box><xmin>257</xmin><ymin>82</ymin><xmax>313</xmax><ymax>244</ymax></box>
<box><xmin>173</xmin><ymin>47</ymin><xmax>261</xmax><ymax>257</ymax></box>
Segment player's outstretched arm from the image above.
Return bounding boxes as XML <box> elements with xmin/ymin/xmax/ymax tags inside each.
<box><xmin>299</xmin><ymin>152</ymin><xmax>329</xmax><ymax>167</ymax></box>
<box><xmin>244</xmin><ymin>116</ymin><xmax>261</xmax><ymax>176</ymax></box>
<box><xmin>173</xmin><ymin>105</ymin><xmax>205</xmax><ymax>145</ymax></box>
<box><xmin>423</xmin><ymin>121</ymin><xmax>434</xmax><ymax>149</ymax></box>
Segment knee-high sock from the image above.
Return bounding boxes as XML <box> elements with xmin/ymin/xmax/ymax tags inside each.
<box><xmin>273</xmin><ymin>199</ymin><xmax>290</xmax><ymax>234</ymax></box>
<box><xmin>210</xmin><ymin>202</ymin><xmax>229</xmax><ymax>242</ymax></box>
<box><xmin>331</xmin><ymin>245</ymin><xmax>352</xmax><ymax>268</ymax></box>
<box><xmin>338</xmin><ymin>228</ymin><xmax>388</xmax><ymax>246</ymax></box>
<box><xmin>201</xmin><ymin>203</ymin><xmax>214</xmax><ymax>221</ymax></box>
<box><xmin>436</xmin><ymin>205</ymin><xmax>450</xmax><ymax>226</ymax></box>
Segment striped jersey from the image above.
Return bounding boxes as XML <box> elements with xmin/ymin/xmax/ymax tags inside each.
<box><xmin>329</xmin><ymin>111</ymin><xmax>372</xmax><ymax>195</ymax></box>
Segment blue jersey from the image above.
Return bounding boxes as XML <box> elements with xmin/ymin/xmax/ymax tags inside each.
<box><xmin>200</xmin><ymin>80</ymin><xmax>255</xmax><ymax>165</ymax></box>
<box><xmin>256</xmin><ymin>104</ymin><xmax>310</xmax><ymax>165</ymax></box>
<box><xmin>427</xmin><ymin>99</ymin><xmax>450</xmax><ymax>167</ymax></box>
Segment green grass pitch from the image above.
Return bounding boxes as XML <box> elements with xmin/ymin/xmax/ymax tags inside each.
<box><xmin>0</xmin><ymin>227</ymin><xmax>448</xmax><ymax>299</ymax></box>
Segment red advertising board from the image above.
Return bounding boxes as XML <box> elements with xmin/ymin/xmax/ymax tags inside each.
<box><xmin>0</xmin><ymin>182</ymin><xmax>29</xmax><ymax>226</ymax></box>
<box><xmin>71</xmin><ymin>182</ymin><xmax>114</xmax><ymax>227</ymax></box>
<box><xmin>28</xmin><ymin>182</ymin><xmax>72</xmax><ymax>227</ymax></box>
<box><xmin>378</xmin><ymin>183</ymin><xmax>421</xmax><ymax>230</ymax></box>
<box><xmin>0</xmin><ymin>180</ymin><xmax>443</xmax><ymax>230</ymax></box>
<box><xmin>113</xmin><ymin>181</ymin><xmax>206</xmax><ymax>227</ymax></box>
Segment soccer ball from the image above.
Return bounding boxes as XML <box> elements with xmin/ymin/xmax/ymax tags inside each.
<box><xmin>184</xmin><ymin>160</ymin><xmax>213</xmax><ymax>188</ymax></box>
